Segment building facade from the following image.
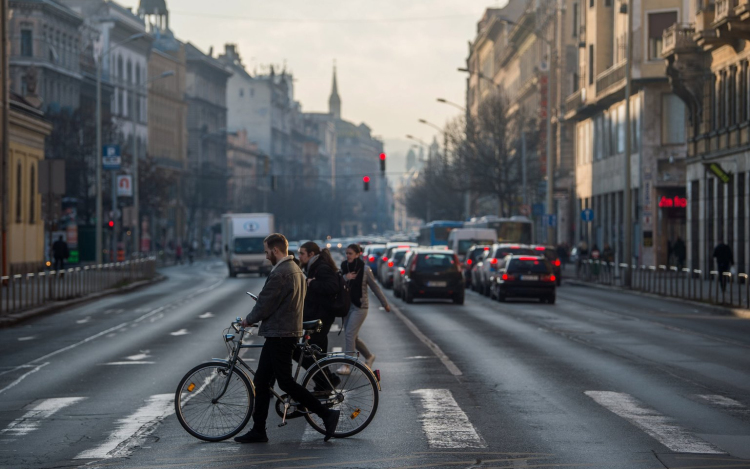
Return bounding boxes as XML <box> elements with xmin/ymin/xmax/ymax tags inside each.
<box><xmin>564</xmin><ymin>0</ymin><xmax>687</xmax><ymax>266</ymax></box>
<box><xmin>226</xmin><ymin>128</ymin><xmax>269</xmax><ymax>213</ymax></box>
<box><xmin>662</xmin><ymin>0</ymin><xmax>750</xmax><ymax>275</ymax></box>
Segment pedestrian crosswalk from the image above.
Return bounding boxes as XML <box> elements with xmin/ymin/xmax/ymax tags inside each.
<box><xmin>0</xmin><ymin>389</ymin><xmax>746</xmax><ymax>461</ymax></box>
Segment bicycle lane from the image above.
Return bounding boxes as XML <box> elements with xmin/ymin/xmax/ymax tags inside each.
<box><xmin>0</xmin><ymin>264</ymin><xmax>266</xmax><ymax>469</ymax></box>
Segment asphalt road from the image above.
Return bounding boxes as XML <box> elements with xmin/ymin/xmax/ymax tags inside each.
<box><xmin>1</xmin><ymin>260</ymin><xmax>749</xmax><ymax>469</ymax></box>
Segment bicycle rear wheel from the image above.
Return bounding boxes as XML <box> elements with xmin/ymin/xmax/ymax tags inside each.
<box><xmin>302</xmin><ymin>357</ymin><xmax>379</xmax><ymax>438</ymax></box>
<box><xmin>175</xmin><ymin>362</ymin><xmax>254</xmax><ymax>442</ymax></box>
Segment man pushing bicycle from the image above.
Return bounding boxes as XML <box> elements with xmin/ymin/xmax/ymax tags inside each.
<box><xmin>235</xmin><ymin>233</ymin><xmax>340</xmax><ymax>443</ymax></box>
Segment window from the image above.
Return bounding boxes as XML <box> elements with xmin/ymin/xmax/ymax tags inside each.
<box><xmin>127</xmin><ymin>60</ymin><xmax>132</xmax><ymax>84</ymax></box>
<box><xmin>648</xmin><ymin>11</ymin><xmax>678</xmax><ymax>60</ymax></box>
<box><xmin>662</xmin><ymin>93</ymin><xmax>686</xmax><ymax>144</ymax></box>
<box><xmin>588</xmin><ymin>45</ymin><xmax>594</xmax><ymax>85</ymax></box>
<box><xmin>729</xmin><ymin>66</ymin><xmax>737</xmax><ymax>126</ymax></box>
<box><xmin>117</xmin><ymin>89</ymin><xmax>123</xmax><ymax>115</ymax></box>
<box><xmin>135</xmin><ymin>63</ymin><xmax>141</xmax><ymax>85</ymax></box>
<box><xmin>590</xmin><ymin>0</ymin><xmax>594</xmax><ymax>7</ymax></box>
<box><xmin>21</xmin><ymin>30</ymin><xmax>33</xmax><ymax>57</ymax></box>
<box><xmin>117</xmin><ymin>55</ymin><xmax>123</xmax><ymax>81</ymax></box>
<box><xmin>572</xmin><ymin>3</ymin><xmax>579</xmax><ymax>37</ymax></box>
<box><xmin>239</xmin><ymin>88</ymin><xmax>244</xmax><ymax>97</ymax></box>
<box><xmin>29</xmin><ymin>165</ymin><xmax>35</xmax><ymax>223</ymax></box>
<box><xmin>742</xmin><ymin>61</ymin><xmax>749</xmax><ymax>123</ymax></box>
<box><xmin>617</xmin><ymin>104</ymin><xmax>626</xmax><ymax>153</ymax></box>
<box><xmin>15</xmin><ymin>163</ymin><xmax>22</xmax><ymax>223</ymax></box>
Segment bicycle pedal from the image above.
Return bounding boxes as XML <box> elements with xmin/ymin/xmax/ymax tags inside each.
<box><xmin>277</xmin><ymin>421</ymin><xmax>288</xmax><ymax>428</ymax></box>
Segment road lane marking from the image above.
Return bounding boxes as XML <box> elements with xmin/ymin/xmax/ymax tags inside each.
<box><xmin>411</xmin><ymin>389</ymin><xmax>485</xmax><ymax>449</ymax></box>
<box><xmin>17</xmin><ymin>336</ymin><xmax>35</xmax><ymax>341</ymax></box>
<box><xmin>585</xmin><ymin>391</ymin><xmax>724</xmax><ymax>454</ymax></box>
<box><xmin>388</xmin><ymin>303</ymin><xmax>462</xmax><ymax>376</ymax></box>
<box><xmin>329</xmin><ymin>324</ymin><xmax>341</xmax><ymax>332</ymax></box>
<box><xmin>126</xmin><ymin>351</ymin><xmax>150</xmax><ymax>361</ymax></box>
<box><xmin>103</xmin><ymin>362</ymin><xmax>155</xmax><ymax>365</ymax></box>
<box><xmin>75</xmin><ymin>394</ymin><xmax>174</xmax><ymax>460</ymax></box>
<box><xmin>300</xmin><ymin>424</ymin><xmax>322</xmax><ymax>448</ymax></box>
<box><xmin>331</xmin><ymin>347</ymin><xmax>343</xmax><ymax>353</ymax></box>
<box><xmin>170</xmin><ymin>329</ymin><xmax>189</xmax><ymax>336</ymax></box>
<box><xmin>0</xmin><ymin>363</ymin><xmax>50</xmax><ymax>396</ymax></box>
<box><xmin>76</xmin><ymin>316</ymin><xmax>91</xmax><ymax>324</ymax></box>
<box><xmin>697</xmin><ymin>395</ymin><xmax>747</xmax><ymax>410</ymax></box>
<box><xmin>199</xmin><ymin>312</ymin><xmax>214</xmax><ymax>319</ymax></box>
<box><xmin>0</xmin><ymin>397</ymin><xmax>85</xmax><ymax>438</ymax></box>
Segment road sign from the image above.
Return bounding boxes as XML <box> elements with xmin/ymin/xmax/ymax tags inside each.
<box><xmin>581</xmin><ymin>208</ymin><xmax>594</xmax><ymax>222</ymax></box>
<box><xmin>117</xmin><ymin>175</ymin><xmax>133</xmax><ymax>197</ymax></box>
<box><xmin>520</xmin><ymin>204</ymin><xmax>531</xmax><ymax>216</ymax></box>
<box><xmin>544</xmin><ymin>214</ymin><xmax>557</xmax><ymax>227</ymax></box>
<box><xmin>532</xmin><ymin>203</ymin><xmax>545</xmax><ymax>217</ymax></box>
<box><xmin>103</xmin><ymin>145</ymin><xmax>121</xmax><ymax>170</ymax></box>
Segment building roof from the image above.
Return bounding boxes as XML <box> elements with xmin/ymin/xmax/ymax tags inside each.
<box><xmin>10</xmin><ymin>0</ymin><xmax>84</xmax><ymax>24</ymax></box>
<box><xmin>138</xmin><ymin>0</ymin><xmax>167</xmax><ymax>15</ymax></box>
<box><xmin>186</xmin><ymin>42</ymin><xmax>232</xmax><ymax>77</ymax></box>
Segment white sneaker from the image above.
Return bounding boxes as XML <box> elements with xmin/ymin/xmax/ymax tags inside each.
<box><xmin>365</xmin><ymin>354</ymin><xmax>376</xmax><ymax>368</ymax></box>
<box><xmin>336</xmin><ymin>365</ymin><xmax>351</xmax><ymax>375</ymax></box>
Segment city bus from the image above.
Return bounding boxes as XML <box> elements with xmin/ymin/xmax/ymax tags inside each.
<box><xmin>417</xmin><ymin>220</ymin><xmax>464</xmax><ymax>246</ymax></box>
<box><xmin>464</xmin><ymin>216</ymin><xmax>533</xmax><ymax>244</ymax></box>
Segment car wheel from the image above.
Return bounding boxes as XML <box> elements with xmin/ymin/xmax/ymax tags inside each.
<box><xmin>548</xmin><ymin>295</ymin><xmax>556</xmax><ymax>304</ymax></box>
<box><xmin>556</xmin><ymin>277</ymin><xmax>562</xmax><ymax>287</ymax></box>
<box><xmin>453</xmin><ymin>293</ymin><xmax>464</xmax><ymax>305</ymax></box>
<box><xmin>497</xmin><ymin>290</ymin><xmax>506</xmax><ymax>302</ymax></box>
<box><xmin>228</xmin><ymin>265</ymin><xmax>237</xmax><ymax>278</ymax></box>
<box><xmin>483</xmin><ymin>282</ymin><xmax>491</xmax><ymax>297</ymax></box>
<box><xmin>394</xmin><ymin>286</ymin><xmax>401</xmax><ymax>298</ymax></box>
<box><xmin>404</xmin><ymin>288</ymin><xmax>414</xmax><ymax>304</ymax></box>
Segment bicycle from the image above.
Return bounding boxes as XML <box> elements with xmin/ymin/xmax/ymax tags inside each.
<box><xmin>174</xmin><ymin>293</ymin><xmax>381</xmax><ymax>442</ymax></box>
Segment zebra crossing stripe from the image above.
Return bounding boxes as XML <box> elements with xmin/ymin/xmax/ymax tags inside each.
<box><xmin>411</xmin><ymin>389</ymin><xmax>485</xmax><ymax>449</ymax></box>
<box><xmin>0</xmin><ymin>397</ymin><xmax>86</xmax><ymax>438</ymax></box>
<box><xmin>585</xmin><ymin>391</ymin><xmax>724</xmax><ymax>454</ymax></box>
<box><xmin>75</xmin><ymin>394</ymin><xmax>174</xmax><ymax>460</ymax></box>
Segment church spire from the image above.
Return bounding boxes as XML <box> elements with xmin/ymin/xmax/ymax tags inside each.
<box><xmin>329</xmin><ymin>63</ymin><xmax>341</xmax><ymax>119</ymax></box>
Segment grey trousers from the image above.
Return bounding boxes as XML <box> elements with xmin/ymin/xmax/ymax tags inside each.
<box><xmin>343</xmin><ymin>304</ymin><xmax>373</xmax><ymax>360</ymax></box>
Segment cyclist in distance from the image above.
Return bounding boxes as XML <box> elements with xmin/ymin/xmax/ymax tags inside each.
<box><xmin>236</xmin><ymin>233</ymin><xmax>340</xmax><ymax>443</ymax></box>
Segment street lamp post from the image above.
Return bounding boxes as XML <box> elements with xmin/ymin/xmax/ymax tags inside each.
<box><xmin>436</xmin><ymin>98</ymin><xmax>465</xmax><ymax>112</ymax></box>
<box><xmin>95</xmin><ymin>32</ymin><xmax>145</xmax><ymax>265</ymax></box>
<box><xmin>437</xmin><ymin>98</ymin><xmax>471</xmax><ymax>220</ymax></box>
<box><xmin>623</xmin><ymin>1</ymin><xmax>634</xmax><ymax>287</ymax></box>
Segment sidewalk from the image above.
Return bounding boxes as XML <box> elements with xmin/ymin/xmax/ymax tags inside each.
<box><xmin>561</xmin><ymin>262</ymin><xmax>750</xmax><ymax>318</ymax></box>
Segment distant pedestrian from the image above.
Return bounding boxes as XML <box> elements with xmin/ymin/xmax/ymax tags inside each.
<box><xmin>52</xmin><ymin>235</ymin><xmax>69</xmax><ymax>271</ymax></box>
<box><xmin>672</xmin><ymin>237</ymin><xmax>686</xmax><ymax>269</ymax></box>
<box><xmin>713</xmin><ymin>240</ymin><xmax>734</xmax><ymax>291</ymax></box>
<box><xmin>556</xmin><ymin>244</ymin><xmax>568</xmax><ymax>267</ymax></box>
<box><xmin>175</xmin><ymin>244</ymin><xmax>183</xmax><ymax>265</ymax></box>
<box><xmin>338</xmin><ymin>244</ymin><xmax>390</xmax><ymax>374</ymax></box>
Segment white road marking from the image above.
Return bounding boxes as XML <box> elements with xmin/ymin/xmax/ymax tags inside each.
<box><xmin>75</xmin><ymin>394</ymin><xmax>174</xmax><ymax>460</ymax></box>
<box><xmin>585</xmin><ymin>391</ymin><xmax>724</xmax><ymax>454</ymax></box>
<box><xmin>170</xmin><ymin>329</ymin><xmax>189</xmax><ymax>336</ymax></box>
<box><xmin>199</xmin><ymin>312</ymin><xmax>214</xmax><ymax>319</ymax></box>
<box><xmin>389</xmin><ymin>303</ymin><xmax>462</xmax><ymax>376</ymax></box>
<box><xmin>329</xmin><ymin>324</ymin><xmax>341</xmax><ymax>332</ymax></box>
<box><xmin>103</xmin><ymin>362</ymin><xmax>155</xmax><ymax>365</ymax></box>
<box><xmin>17</xmin><ymin>336</ymin><xmax>35</xmax><ymax>341</ymax></box>
<box><xmin>405</xmin><ymin>356</ymin><xmax>433</xmax><ymax>360</ymax></box>
<box><xmin>0</xmin><ymin>363</ymin><xmax>50</xmax><ymax>396</ymax></box>
<box><xmin>299</xmin><ymin>424</ymin><xmax>323</xmax><ymax>448</ymax></box>
<box><xmin>411</xmin><ymin>389</ymin><xmax>485</xmax><ymax>449</ymax></box>
<box><xmin>331</xmin><ymin>347</ymin><xmax>343</xmax><ymax>353</ymax></box>
<box><xmin>697</xmin><ymin>395</ymin><xmax>746</xmax><ymax>409</ymax></box>
<box><xmin>76</xmin><ymin>316</ymin><xmax>91</xmax><ymax>324</ymax></box>
<box><xmin>0</xmin><ymin>397</ymin><xmax>86</xmax><ymax>437</ymax></box>
<box><xmin>126</xmin><ymin>351</ymin><xmax>150</xmax><ymax>361</ymax></box>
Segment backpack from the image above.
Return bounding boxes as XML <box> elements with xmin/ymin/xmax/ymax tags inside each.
<box><xmin>331</xmin><ymin>271</ymin><xmax>351</xmax><ymax>317</ymax></box>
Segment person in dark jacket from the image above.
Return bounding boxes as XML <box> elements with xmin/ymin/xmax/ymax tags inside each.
<box><xmin>52</xmin><ymin>235</ymin><xmax>69</xmax><ymax>271</ymax></box>
<box><xmin>236</xmin><ymin>233</ymin><xmax>339</xmax><ymax>443</ymax></box>
<box><xmin>713</xmin><ymin>240</ymin><xmax>734</xmax><ymax>291</ymax></box>
<box><xmin>297</xmin><ymin>242</ymin><xmax>339</xmax><ymax>365</ymax></box>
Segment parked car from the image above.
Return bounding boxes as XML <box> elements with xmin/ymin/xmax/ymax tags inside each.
<box><xmin>473</xmin><ymin>244</ymin><xmax>535</xmax><ymax>296</ymax></box>
<box><xmin>380</xmin><ymin>248</ymin><xmax>412</xmax><ymax>289</ymax></box>
<box><xmin>402</xmin><ymin>249</ymin><xmax>464</xmax><ymax>304</ymax></box>
<box><xmin>363</xmin><ymin>244</ymin><xmax>386</xmax><ymax>276</ymax></box>
<box><xmin>491</xmin><ymin>255</ymin><xmax>557</xmax><ymax>303</ymax></box>
<box><xmin>463</xmin><ymin>244</ymin><xmax>491</xmax><ymax>288</ymax></box>
<box><xmin>393</xmin><ymin>250</ymin><xmax>415</xmax><ymax>299</ymax></box>
<box><xmin>532</xmin><ymin>245</ymin><xmax>562</xmax><ymax>286</ymax></box>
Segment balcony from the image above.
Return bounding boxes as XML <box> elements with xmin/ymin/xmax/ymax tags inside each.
<box><xmin>715</xmin><ymin>0</ymin><xmax>738</xmax><ymax>23</ymax></box>
<box><xmin>713</xmin><ymin>0</ymin><xmax>750</xmax><ymax>42</ymax></box>
<box><xmin>738</xmin><ymin>0</ymin><xmax>750</xmax><ymax>20</ymax></box>
<box><xmin>662</xmin><ymin>24</ymin><xmax>699</xmax><ymax>57</ymax></box>
<box><xmin>595</xmin><ymin>62</ymin><xmax>625</xmax><ymax>96</ymax></box>
<box><xmin>694</xmin><ymin>4</ymin><xmax>722</xmax><ymax>49</ymax></box>
<box><xmin>564</xmin><ymin>88</ymin><xmax>584</xmax><ymax>118</ymax></box>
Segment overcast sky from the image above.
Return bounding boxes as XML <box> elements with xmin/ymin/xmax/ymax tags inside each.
<box><xmin>121</xmin><ymin>0</ymin><xmax>504</xmax><ymax>174</ymax></box>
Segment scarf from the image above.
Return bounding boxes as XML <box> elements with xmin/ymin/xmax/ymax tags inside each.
<box><xmin>343</xmin><ymin>257</ymin><xmax>365</xmax><ymax>308</ymax></box>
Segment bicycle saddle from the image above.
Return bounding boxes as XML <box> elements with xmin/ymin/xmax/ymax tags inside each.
<box><xmin>302</xmin><ymin>319</ymin><xmax>323</xmax><ymax>333</ymax></box>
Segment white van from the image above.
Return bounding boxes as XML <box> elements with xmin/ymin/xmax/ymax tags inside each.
<box><xmin>447</xmin><ymin>228</ymin><xmax>497</xmax><ymax>260</ymax></box>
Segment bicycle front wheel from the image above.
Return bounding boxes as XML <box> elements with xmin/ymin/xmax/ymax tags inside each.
<box><xmin>175</xmin><ymin>362</ymin><xmax>254</xmax><ymax>442</ymax></box>
<box><xmin>302</xmin><ymin>357</ymin><xmax>379</xmax><ymax>438</ymax></box>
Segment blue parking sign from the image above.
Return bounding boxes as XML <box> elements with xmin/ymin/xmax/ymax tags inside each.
<box><xmin>545</xmin><ymin>214</ymin><xmax>557</xmax><ymax>227</ymax></box>
<box><xmin>102</xmin><ymin>145</ymin><xmax>121</xmax><ymax>170</ymax></box>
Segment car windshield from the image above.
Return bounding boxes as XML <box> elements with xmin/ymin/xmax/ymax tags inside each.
<box><xmin>458</xmin><ymin>240</ymin><xmax>494</xmax><ymax>255</ymax></box>
<box><xmin>416</xmin><ymin>253</ymin><xmax>458</xmax><ymax>273</ymax></box>
<box><xmin>234</xmin><ymin>237</ymin><xmax>265</xmax><ymax>254</ymax></box>
<box><xmin>507</xmin><ymin>258</ymin><xmax>551</xmax><ymax>274</ymax></box>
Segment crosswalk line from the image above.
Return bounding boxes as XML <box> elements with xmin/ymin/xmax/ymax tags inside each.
<box><xmin>411</xmin><ymin>389</ymin><xmax>485</xmax><ymax>449</ymax></box>
<box><xmin>75</xmin><ymin>394</ymin><xmax>174</xmax><ymax>460</ymax></box>
<box><xmin>300</xmin><ymin>423</ymin><xmax>322</xmax><ymax>449</ymax></box>
<box><xmin>0</xmin><ymin>397</ymin><xmax>86</xmax><ymax>439</ymax></box>
<box><xmin>697</xmin><ymin>394</ymin><xmax>747</xmax><ymax>410</ymax></box>
<box><xmin>585</xmin><ymin>391</ymin><xmax>724</xmax><ymax>454</ymax></box>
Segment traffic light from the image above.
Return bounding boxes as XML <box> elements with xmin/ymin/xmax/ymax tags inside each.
<box><xmin>108</xmin><ymin>220</ymin><xmax>114</xmax><ymax>228</ymax></box>
<box><xmin>363</xmin><ymin>176</ymin><xmax>370</xmax><ymax>191</ymax></box>
<box><xmin>379</xmin><ymin>153</ymin><xmax>386</xmax><ymax>173</ymax></box>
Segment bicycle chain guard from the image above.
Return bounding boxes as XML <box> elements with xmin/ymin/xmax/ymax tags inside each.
<box><xmin>275</xmin><ymin>395</ymin><xmax>306</xmax><ymax>420</ymax></box>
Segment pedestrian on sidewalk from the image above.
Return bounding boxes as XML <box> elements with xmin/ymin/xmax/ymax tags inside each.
<box><xmin>338</xmin><ymin>244</ymin><xmax>390</xmax><ymax>375</ymax></box>
<box><xmin>52</xmin><ymin>235</ymin><xmax>69</xmax><ymax>271</ymax></box>
<box><xmin>713</xmin><ymin>240</ymin><xmax>734</xmax><ymax>291</ymax></box>
<box><xmin>175</xmin><ymin>243</ymin><xmax>183</xmax><ymax>265</ymax></box>
<box><xmin>673</xmin><ymin>236</ymin><xmax>686</xmax><ymax>270</ymax></box>
<box><xmin>235</xmin><ymin>233</ymin><xmax>339</xmax><ymax>443</ymax></box>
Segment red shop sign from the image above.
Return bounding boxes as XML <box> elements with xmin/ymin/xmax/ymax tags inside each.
<box><xmin>658</xmin><ymin>196</ymin><xmax>687</xmax><ymax>208</ymax></box>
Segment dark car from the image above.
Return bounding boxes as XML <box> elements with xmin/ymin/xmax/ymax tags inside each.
<box><xmin>492</xmin><ymin>255</ymin><xmax>556</xmax><ymax>303</ymax></box>
<box><xmin>463</xmin><ymin>244</ymin><xmax>491</xmax><ymax>288</ymax></box>
<box><xmin>474</xmin><ymin>243</ymin><xmax>535</xmax><ymax>296</ymax></box>
<box><xmin>402</xmin><ymin>249</ymin><xmax>464</xmax><ymax>304</ymax></box>
<box><xmin>380</xmin><ymin>248</ymin><xmax>411</xmax><ymax>289</ymax></box>
<box><xmin>363</xmin><ymin>244</ymin><xmax>385</xmax><ymax>276</ymax></box>
<box><xmin>532</xmin><ymin>245</ymin><xmax>562</xmax><ymax>286</ymax></box>
<box><xmin>393</xmin><ymin>250</ymin><xmax>415</xmax><ymax>299</ymax></box>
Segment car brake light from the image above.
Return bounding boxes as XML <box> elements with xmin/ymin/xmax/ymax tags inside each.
<box><xmin>553</xmin><ymin>259</ymin><xmax>561</xmax><ymax>267</ymax></box>
<box><xmin>467</xmin><ymin>259</ymin><xmax>472</xmax><ymax>265</ymax></box>
<box><xmin>490</xmin><ymin>258</ymin><xmax>498</xmax><ymax>265</ymax></box>
<box><xmin>518</xmin><ymin>257</ymin><xmax>539</xmax><ymax>261</ymax></box>
<box><xmin>368</xmin><ymin>255</ymin><xmax>375</xmax><ymax>262</ymax></box>
<box><xmin>388</xmin><ymin>261</ymin><xmax>394</xmax><ymax>267</ymax></box>
<box><xmin>534</xmin><ymin>246</ymin><xmax>546</xmax><ymax>251</ymax></box>
<box><xmin>550</xmin><ymin>275</ymin><xmax>556</xmax><ymax>282</ymax></box>
<box><xmin>502</xmin><ymin>273</ymin><xmax>517</xmax><ymax>281</ymax></box>
<box><xmin>510</xmin><ymin>245</ymin><xmax>520</xmax><ymax>249</ymax></box>
<box><xmin>484</xmin><ymin>247</ymin><xmax>490</xmax><ymax>250</ymax></box>
<box><xmin>382</xmin><ymin>257</ymin><xmax>388</xmax><ymax>262</ymax></box>
<box><xmin>398</xmin><ymin>267</ymin><xmax>405</xmax><ymax>274</ymax></box>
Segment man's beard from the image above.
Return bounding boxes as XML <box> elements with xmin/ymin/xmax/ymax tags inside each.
<box><xmin>268</xmin><ymin>252</ymin><xmax>278</xmax><ymax>265</ymax></box>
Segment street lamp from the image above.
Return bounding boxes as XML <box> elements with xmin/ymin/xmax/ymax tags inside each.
<box><xmin>437</xmin><ymin>98</ymin><xmax>466</xmax><ymax>112</ymax></box>
<box><xmin>96</xmin><ymin>32</ymin><xmax>145</xmax><ymax>265</ymax></box>
<box><xmin>132</xmin><ymin>70</ymin><xmax>175</xmax><ymax>257</ymax></box>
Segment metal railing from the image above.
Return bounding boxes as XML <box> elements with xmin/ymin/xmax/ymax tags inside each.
<box><xmin>573</xmin><ymin>260</ymin><xmax>750</xmax><ymax>308</ymax></box>
<box><xmin>596</xmin><ymin>62</ymin><xmax>626</xmax><ymax>96</ymax></box>
<box><xmin>0</xmin><ymin>257</ymin><xmax>157</xmax><ymax>316</ymax></box>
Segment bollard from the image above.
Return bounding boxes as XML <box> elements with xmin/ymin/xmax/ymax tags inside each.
<box><xmin>649</xmin><ymin>266</ymin><xmax>656</xmax><ymax>293</ymax></box>
<box><xmin>694</xmin><ymin>270</ymin><xmax>702</xmax><ymax>301</ymax></box>
<box><xmin>743</xmin><ymin>273</ymin><xmax>750</xmax><ymax>309</ymax></box>
<box><xmin>709</xmin><ymin>271</ymin><xmax>718</xmax><ymax>303</ymax></box>
<box><xmin>619</xmin><ymin>263</ymin><xmax>628</xmax><ymax>288</ymax></box>
<box><xmin>723</xmin><ymin>272</ymin><xmax>732</xmax><ymax>305</ymax></box>
<box><xmin>682</xmin><ymin>268</ymin><xmax>690</xmax><ymax>299</ymax></box>
<box><xmin>669</xmin><ymin>266</ymin><xmax>678</xmax><ymax>297</ymax></box>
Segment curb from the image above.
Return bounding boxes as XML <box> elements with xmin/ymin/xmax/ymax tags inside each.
<box><xmin>564</xmin><ymin>279</ymin><xmax>750</xmax><ymax>319</ymax></box>
<box><xmin>0</xmin><ymin>275</ymin><xmax>168</xmax><ymax>328</ymax></box>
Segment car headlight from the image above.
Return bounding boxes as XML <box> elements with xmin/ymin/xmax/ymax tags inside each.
<box><xmin>232</xmin><ymin>259</ymin><xmax>242</xmax><ymax>266</ymax></box>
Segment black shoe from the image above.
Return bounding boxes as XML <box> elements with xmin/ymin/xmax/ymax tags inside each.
<box><xmin>323</xmin><ymin>410</ymin><xmax>340</xmax><ymax>442</ymax></box>
<box><xmin>234</xmin><ymin>428</ymin><xmax>268</xmax><ymax>443</ymax></box>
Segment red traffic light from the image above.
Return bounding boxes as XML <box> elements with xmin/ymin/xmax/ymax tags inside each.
<box><xmin>379</xmin><ymin>153</ymin><xmax>386</xmax><ymax>160</ymax></box>
<box><xmin>108</xmin><ymin>220</ymin><xmax>114</xmax><ymax>228</ymax></box>
<box><xmin>363</xmin><ymin>176</ymin><xmax>370</xmax><ymax>183</ymax></box>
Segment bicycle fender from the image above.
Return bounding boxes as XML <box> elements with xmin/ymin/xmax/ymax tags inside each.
<box><xmin>312</xmin><ymin>356</ymin><xmax>382</xmax><ymax>392</ymax></box>
<box><xmin>210</xmin><ymin>358</ymin><xmax>256</xmax><ymax>396</ymax></box>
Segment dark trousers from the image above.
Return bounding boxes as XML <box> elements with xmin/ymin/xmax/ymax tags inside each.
<box><xmin>53</xmin><ymin>258</ymin><xmax>64</xmax><ymax>271</ymax></box>
<box><xmin>252</xmin><ymin>337</ymin><xmax>328</xmax><ymax>430</ymax></box>
<box><xmin>294</xmin><ymin>316</ymin><xmax>334</xmax><ymax>370</ymax></box>
<box><xmin>718</xmin><ymin>263</ymin><xmax>731</xmax><ymax>291</ymax></box>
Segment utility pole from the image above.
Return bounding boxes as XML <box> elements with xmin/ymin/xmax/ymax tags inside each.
<box><xmin>623</xmin><ymin>0</ymin><xmax>634</xmax><ymax>287</ymax></box>
<box><xmin>95</xmin><ymin>55</ymin><xmax>103</xmax><ymax>264</ymax></box>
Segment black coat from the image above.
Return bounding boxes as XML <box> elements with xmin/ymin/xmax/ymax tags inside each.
<box><xmin>303</xmin><ymin>258</ymin><xmax>338</xmax><ymax>322</ymax></box>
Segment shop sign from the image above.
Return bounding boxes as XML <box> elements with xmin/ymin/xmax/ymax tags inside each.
<box><xmin>706</xmin><ymin>163</ymin><xmax>731</xmax><ymax>184</ymax></box>
<box><xmin>658</xmin><ymin>195</ymin><xmax>687</xmax><ymax>208</ymax></box>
